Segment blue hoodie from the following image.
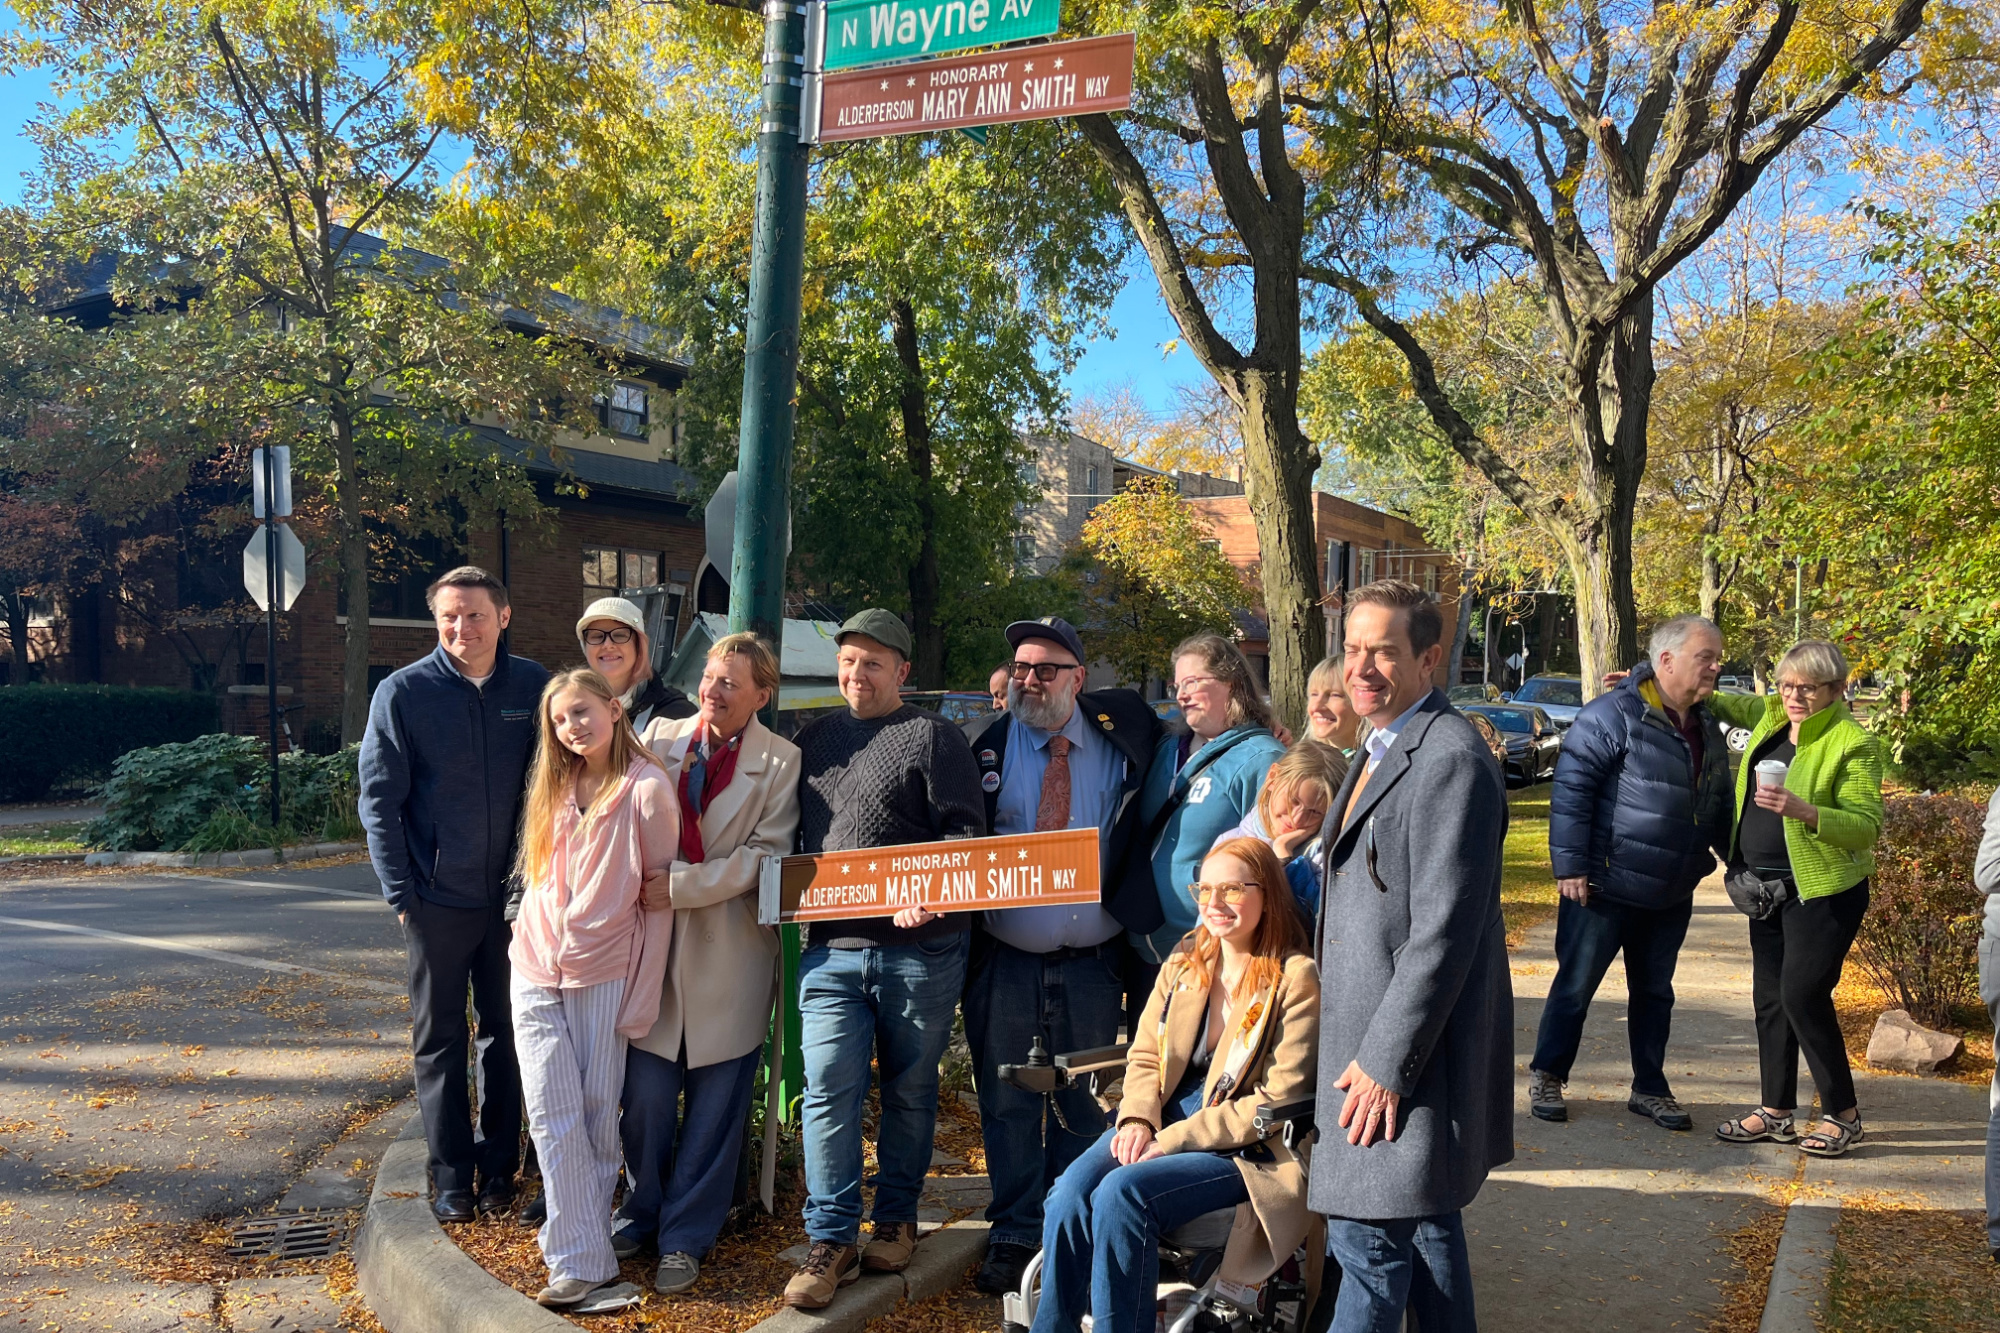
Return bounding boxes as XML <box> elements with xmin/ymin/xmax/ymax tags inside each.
<box><xmin>1131</xmin><ymin>724</ymin><xmax>1288</xmax><ymax>963</ymax></box>
<box><xmin>358</xmin><ymin>644</ymin><xmax>550</xmax><ymax>913</ymax></box>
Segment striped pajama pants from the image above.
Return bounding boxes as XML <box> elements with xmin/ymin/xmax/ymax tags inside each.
<box><xmin>512</xmin><ymin>975</ymin><xmax>628</xmax><ymax>1284</ymax></box>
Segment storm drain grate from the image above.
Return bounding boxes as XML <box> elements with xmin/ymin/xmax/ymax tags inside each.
<box><xmin>226</xmin><ymin>1214</ymin><xmax>344</xmax><ymax>1260</ymax></box>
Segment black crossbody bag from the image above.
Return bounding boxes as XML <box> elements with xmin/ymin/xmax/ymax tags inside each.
<box><xmin>1724</xmin><ymin>868</ymin><xmax>1791</xmax><ymax>921</ymax></box>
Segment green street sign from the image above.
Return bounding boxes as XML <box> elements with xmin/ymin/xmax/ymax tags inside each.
<box><xmin>821</xmin><ymin>0</ymin><xmax>1059</xmax><ymax>71</ymax></box>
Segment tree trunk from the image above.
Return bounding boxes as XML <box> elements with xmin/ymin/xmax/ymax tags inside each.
<box><xmin>334</xmin><ymin>400</ymin><xmax>372</xmax><ymax>746</ymax></box>
<box><xmin>1700</xmin><ymin>539</ymin><xmax>1723</xmax><ymax>627</ymax></box>
<box><xmin>888</xmin><ymin>297</ymin><xmax>944</xmax><ymax>689</ymax></box>
<box><xmin>1</xmin><ymin>592</ymin><xmax>30</xmax><ymax>685</ymax></box>
<box><xmin>1237</xmin><ymin>369</ymin><xmax>1325</xmax><ymax>733</ymax></box>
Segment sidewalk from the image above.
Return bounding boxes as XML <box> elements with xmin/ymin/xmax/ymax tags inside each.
<box><xmin>1470</xmin><ymin>877</ymin><xmax>1989</xmax><ymax>1332</ymax></box>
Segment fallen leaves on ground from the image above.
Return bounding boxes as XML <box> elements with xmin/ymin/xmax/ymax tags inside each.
<box><xmin>1824</xmin><ymin>1196</ymin><xmax>2000</xmax><ymax>1332</ymax></box>
<box><xmin>1834</xmin><ymin>970</ymin><xmax>1995</xmax><ymax>1087</ymax></box>
<box><xmin>1702</xmin><ymin>1196</ymin><xmax>1792</xmax><ymax>1333</ymax></box>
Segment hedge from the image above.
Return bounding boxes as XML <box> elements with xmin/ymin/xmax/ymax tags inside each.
<box><xmin>0</xmin><ymin>684</ymin><xmax>220</xmax><ymax>802</ymax></box>
<box><xmin>86</xmin><ymin>736</ymin><xmax>361</xmax><ymax>852</ymax></box>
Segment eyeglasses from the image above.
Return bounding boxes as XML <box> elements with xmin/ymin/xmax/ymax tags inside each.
<box><xmin>1191</xmin><ymin>881</ymin><xmax>1260</xmax><ymax>905</ymax></box>
<box><xmin>1174</xmin><ymin>675</ymin><xmax>1223</xmax><ymax>696</ymax></box>
<box><xmin>1776</xmin><ymin>680</ymin><xmax>1837</xmax><ymax>698</ymax></box>
<box><xmin>1009</xmin><ymin>659</ymin><xmax>1080</xmax><ymax>682</ymax></box>
<box><xmin>583</xmin><ymin>627</ymin><xmax>636</xmax><ymax>646</ymax></box>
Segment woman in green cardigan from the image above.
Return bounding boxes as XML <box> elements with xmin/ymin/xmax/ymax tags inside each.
<box><xmin>1711</xmin><ymin>640</ymin><xmax>1884</xmax><ymax>1158</ymax></box>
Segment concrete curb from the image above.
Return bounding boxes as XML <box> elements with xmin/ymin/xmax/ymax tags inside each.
<box><xmin>0</xmin><ymin>852</ymin><xmax>87</xmax><ymax>865</ymax></box>
<box><xmin>355</xmin><ymin>1111</ymin><xmax>574</xmax><ymax>1333</ymax></box>
<box><xmin>745</xmin><ymin>1221</ymin><xmax>989</xmax><ymax>1333</ymax></box>
<box><xmin>1756</xmin><ymin>1198</ymin><xmax>1839</xmax><ymax>1333</ymax></box>
<box><xmin>84</xmin><ymin>840</ymin><xmax>365</xmax><ymax>868</ymax></box>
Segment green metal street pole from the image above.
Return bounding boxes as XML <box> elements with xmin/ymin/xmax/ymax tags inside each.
<box><xmin>730</xmin><ymin>0</ymin><xmax>814</xmax><ymax>1140</ymax></box>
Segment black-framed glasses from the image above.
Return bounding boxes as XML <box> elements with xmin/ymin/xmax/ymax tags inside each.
<box><xmin>1009</xmin><ymin>659</ymin><xmax>1080</xmax><ymax>682</ymax></box>
<box><xmin>583</xmin><ymin>627</ymin><xmax>636</xmax><ymax>646</ymax></box>
<box><xmin>1191</xmin><ymin>881</ymin><xmax>1260</xmax><ymax>905</ymax></box>
<box><xmin>1776</xmin><ymin>680</ymin><xmax>1838</xmax><ymax>698</ymax></box>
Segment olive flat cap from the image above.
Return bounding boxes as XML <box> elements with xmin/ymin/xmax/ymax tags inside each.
<box><xmin>835</xmin><ymin>607</ymin><xmax>913</xmax><ymax>659</ymax></box>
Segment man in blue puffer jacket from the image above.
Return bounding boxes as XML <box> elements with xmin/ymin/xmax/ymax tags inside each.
<box><xmin>1529</xmin><ymin>614</ymin><xmax>1731</xmax><ymax>1131</ymax></box>
<box><xmin>359</xmin><ymin>566</ymin><xmax>550</xmax><ymax>1222</ymax></box>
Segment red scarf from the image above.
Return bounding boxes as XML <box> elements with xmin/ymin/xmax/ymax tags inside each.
<box><xmin>676</xmin><ymin>725</ymin><xmax>743</xmax><ymax>864</ymax></box>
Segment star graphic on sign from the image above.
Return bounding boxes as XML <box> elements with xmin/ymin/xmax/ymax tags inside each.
<box><xmin>879</xmin><ymin>79</ymin><xmax>890</xmax><ymax>90</ymax></box>
<box><xmin>869</xmin><ymin>861</ymin><xmax>878</xmax><ymax>872</ymax></box>
<box><xmin>987</xmin><ymin>851</ymin><xmax>998</xmax><ymax>862</ymax></box>
<box><xmin>907</xmin><ymin>76</ymin><xmax>916</xmax><ymax>87</ymax></box>
<box><xmin>841</xmin><ymin>864</ymin><xmax>851</xmax><ymax>874</ymax></box>
<box><xmin>1054</xmin><ymin>57</ymin><xmax>1065</xmax><ymax>68</ymax></box>
<box><xmin>1017</xmin><ymin>849</ymin><xmax>1029</xmax><ymax>860</ymax></box>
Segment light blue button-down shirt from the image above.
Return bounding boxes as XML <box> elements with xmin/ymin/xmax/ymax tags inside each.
<box><xmin>1362</xmin><ymin>691</ymin><xmax>1433</xmax><ymax>774</ymax></box>
<box><xmin>984</xmin><ymin>705</ymin><xmax>1126</xmax><ymax>952</ymax></box>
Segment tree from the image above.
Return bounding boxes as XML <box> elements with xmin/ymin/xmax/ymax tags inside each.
<box><xmin>13</xmin><ymin>0</ymin><xmax>614</xmax><ymax>740</ymax></box>
<box><xmin>1075</xmin><ymin>476</ymin><xmax>1253</xmax><ymax>685</ymax></box>
<box><xmin>1299</xmin><ymin>0</ymin><xmax>1934</xmax><ymax>693</ymax></box>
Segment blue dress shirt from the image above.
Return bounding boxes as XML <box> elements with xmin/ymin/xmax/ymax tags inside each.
<box><xmin>984</xmin><ymin>705</ymin><xmax>1126</xmax><ymax>952</ymax></box>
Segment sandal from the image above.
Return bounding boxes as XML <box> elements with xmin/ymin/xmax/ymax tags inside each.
<box><xmin>1797</xmin><ymin>1113</ymin><xmax>1864</xmax><ymax>1158</ymax></box>
<box><xmin>1715</xmin><ymin>1108</ymin><xmax>1797</xmax><ymax>1143</ymax></box>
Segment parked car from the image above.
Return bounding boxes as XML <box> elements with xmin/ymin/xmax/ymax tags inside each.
<box><xmin>1463</xmin><ymin>709</ymin><xmax>1511</xmax><ymax>772</ymax></box>
<box><xmin>1448</xmin><ymin>683</ymin><xmax>1503</xmax><ymax>705</ymax></box>
<box><xmin>1463</xmin><ymin>704</ymin><xmax>1563</xmax><ymax>784</ymax></box>
<box><xmin>1507</xmin><ymin>674</ymin><xmax>1584</xmax><ymax>729</ymax></box>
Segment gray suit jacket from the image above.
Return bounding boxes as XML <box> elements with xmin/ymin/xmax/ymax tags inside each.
<box><xmin>1309</xmin><ymin>689</ymin><xmax>1514</xmax><ymax>1220</ymax></box>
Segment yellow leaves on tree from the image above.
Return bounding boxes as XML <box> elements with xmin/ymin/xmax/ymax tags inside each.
<box><xmin>1077</xmin><ymin>477</ymin><xmax>1251</xmax><ymax>685</ymax></box>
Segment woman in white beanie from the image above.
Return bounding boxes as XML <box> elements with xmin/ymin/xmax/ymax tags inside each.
<box><xmin>576</xmin><ymin>598</ymin><xmax>696</xmax><ymax>733</ymax></box>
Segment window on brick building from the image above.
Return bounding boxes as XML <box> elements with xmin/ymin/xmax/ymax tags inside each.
<box><xmin>598</xmin><ymin>382</ymin><xmax>651</xmax><ymax>438</ymax></box>
<box><xmin>340</xmin><ymin>531</ymin><xmax>464</xmax><ymax>622</ymax></box>
<box><xmin>583</xmin><ymin>546</ymin><xmax>665</xmax><ymax>596</ymax></box>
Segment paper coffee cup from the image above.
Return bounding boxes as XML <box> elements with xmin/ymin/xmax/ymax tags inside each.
<box><xmin>1755</xmin><ymin>759</ymin><xmax>1788</xmax><ymax>788</ymax></box>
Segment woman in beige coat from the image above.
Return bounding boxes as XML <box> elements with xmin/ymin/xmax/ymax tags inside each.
<box><xmin>1033</xmin><ymin>837</ymin><xmax>1320</xmax><ymax>1333</ymax></box>
<box><xmin>611</xmin><ymin>632</ymin><xmax>801</xmax><ymax>1296</ymax></box>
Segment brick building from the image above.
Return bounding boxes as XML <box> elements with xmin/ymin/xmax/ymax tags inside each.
<box><xmin>17</xmin><ymin>246</ymin><xmax>712</xmax><ymax>739</ymax></box>
<box><xmin>1185</xmin><ymin>491</ymin><xmax>1462</xmax><ymax>690</ymax></box>
<box><xmin>1014</xmin><ymin>431</ymin><xmax>1243</xmax><ymax>574</ymax></box>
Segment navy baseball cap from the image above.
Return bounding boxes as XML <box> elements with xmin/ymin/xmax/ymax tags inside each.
<box><xmin>1004</xmin><ymin>616</ymin><xmax>1086</xmax><ymax>665</ymax></box>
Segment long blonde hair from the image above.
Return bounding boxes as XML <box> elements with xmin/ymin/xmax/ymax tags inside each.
<box><xmin>1177</xmin><ymin>838</ymin><xmax>1309</xmax><ymax>1003</ymax></box>
<box><xmin>515</xmin><ymin>668</ymin><xmax>662</xmax><ymax>888</ymax></box>
<box><xmin>1255</xmin><ymin>739</ymin><xmax>1347</xmax><ymax>833</ymax></box>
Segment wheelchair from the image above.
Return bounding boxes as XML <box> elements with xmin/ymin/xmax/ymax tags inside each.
<box><xmin>997</xmin><ymin>1038</ymin><xmax>1320</xmax><ymax>1333</ymax></box>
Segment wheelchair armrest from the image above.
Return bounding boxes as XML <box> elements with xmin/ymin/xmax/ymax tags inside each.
<box><xmin>1253</xmin><ymin>1097</ymin><xmax>1316</xmax><ymax>1137</ymax></box>
<box><xmin>1054</xmin><ymin>1043</ymin><xmax>1129</xmax><ymax>1075</ymax></box>
<box><xmin>998</xmin><ymin>1062</ymin><xmax>1065</xmax><ymax>1095</ymax></box>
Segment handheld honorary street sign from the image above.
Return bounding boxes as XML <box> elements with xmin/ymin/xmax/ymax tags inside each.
<box><xmin>758</xmin><ymin>827</ymin><xmax>1099</xmax><ymax>926</ymax></box>
<box><xmin>808</xmin><ymin>32</ymin><xmax>1136</xmax><ymax>144</ymax></box>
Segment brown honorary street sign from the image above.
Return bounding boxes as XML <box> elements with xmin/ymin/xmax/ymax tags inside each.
<box><xmin>757</xmin><ymin>827</ymin><xmax>1100</xmax><ymax>925</ymax></box>
<box><xmin>814</xmin><ymin>32</ymin><xmax>1136</xmax><ymax>143</ymax></box>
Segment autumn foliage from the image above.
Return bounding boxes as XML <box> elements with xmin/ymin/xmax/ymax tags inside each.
<box><xmin>1077</xmin><ymin>477</ymin><xmax>1252</xmax><ymax>686</ymax></box>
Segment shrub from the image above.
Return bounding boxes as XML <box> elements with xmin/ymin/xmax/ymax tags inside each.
<box><xmin>0</xmin><ymin>684</ymin><xmax>219</xmax><ymax>801</ymax></box>
<box><xmin>88</xmin><ymin>737</ymin><xmax>362</xmax><ymax>852</ymax></box>
<box><xmin>1852</xmin><ymin>792</ymin><xmax>1986</xmax><ymax>1029</ymax></box>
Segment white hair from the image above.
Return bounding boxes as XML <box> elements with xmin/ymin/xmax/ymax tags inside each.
<box><xmin>1649</xmin><ymin>614</ymin><xmax>1720</xmax><ymax>665</ymax></box>
<box><xmin>1775</xmin><ymin>640</ymin><xmax>1850</xmax><ymax>687</ymax></box>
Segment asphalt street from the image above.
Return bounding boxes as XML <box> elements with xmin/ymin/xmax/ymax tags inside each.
<box><xmin>0</xmin><ymin>858</ymin><xmax>411</xmax><ymax>1329</ymax></box>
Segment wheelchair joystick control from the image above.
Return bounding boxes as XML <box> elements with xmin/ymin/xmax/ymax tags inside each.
<box><xmin>1025</xmin><ymin>1035</ymin><xmax>1052</xmax><ymax>1068</ymax></box>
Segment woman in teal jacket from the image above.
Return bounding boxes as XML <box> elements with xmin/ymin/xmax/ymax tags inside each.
<box><xmin>1710</xmin><ymin>640</ymin><xmax>1884</xmax><ymax>1158</ymax></box>
<box><xmin>1132</xmin><ymin>634</ymin><xmax>1287</xmax><ymax>981</ymax></box>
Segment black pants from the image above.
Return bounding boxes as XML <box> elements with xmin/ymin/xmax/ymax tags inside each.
<box><xmin>403</xmin><ymin>896</ymin><xmax>521</xmax><ymax>1193</ymax></box>
<box><xmin>1748</xmin><ymin>879</ymin><xmax>1869</xmax><ymax>1113</ymax></box>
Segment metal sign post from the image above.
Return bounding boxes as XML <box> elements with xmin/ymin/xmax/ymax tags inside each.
<box><xmin>246</xmin><ymin>446</ymin><xmax>301</xmax><ymax>831</ymax></box>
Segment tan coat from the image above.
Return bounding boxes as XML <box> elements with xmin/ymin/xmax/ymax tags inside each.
<box><xmin>633</xmin><ymin>714</ymin><xmax>801</xmax><ymax>1068</ymax></box>
<box><xmin>1119</xmin><ymin>946</ymin><xmax>1320</xmax><ymax>1287</ymax></box>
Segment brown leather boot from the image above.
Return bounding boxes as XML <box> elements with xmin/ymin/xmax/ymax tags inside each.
<box><xmin>782</xmin><ymin>1240</ymin><xmax>861</xmax><ymax>1309</ymax></box>
<box><xmin>860</xmin><ymin>1221</ymin><xmax>919</xmax><ymax>1273</ymax></box>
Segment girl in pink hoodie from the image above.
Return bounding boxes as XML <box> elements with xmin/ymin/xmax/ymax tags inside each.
<box><xmin>511</xmin><ymin>668</ymin><xmax>678</xmax><ymax>1312</ymax></box>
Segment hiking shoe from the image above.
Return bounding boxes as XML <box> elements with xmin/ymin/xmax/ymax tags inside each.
<box><xmin>654</xmin><ymin>1252</ymin><xmax>699</xmax><ymax>1295</ymax></box>
<box><xmin>782</xmin><ymin>1241</ymin><xmax>860</xmax><ymax>1309</ymax></box>
<box><xmin>1628</xmin><ymin>1092</ymin><xmax>1693</xmax><ymax>1131</ymax></box>
<box><xmin>536</xmin><ymin>1277</ymin><xmax>607</xmax><ymax>1309</ymax></box>
<box><xmin>1528</xmin><ymin>1069</ymin><xmax>1567</xmax><ymax>1122</ymax></box>
<box><xmin>860</xmin><ymin>1221</ymin><xmax>919</xmax><ymax>1273</ymax></box>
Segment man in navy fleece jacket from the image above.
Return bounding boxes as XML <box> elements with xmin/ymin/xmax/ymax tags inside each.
<box><xmin>359</xmin><ymin>565</ymin><xmax>549</xmax><ymax>1222</ymax></box>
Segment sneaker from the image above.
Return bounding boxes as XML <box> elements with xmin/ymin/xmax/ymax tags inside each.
<box><xmin>1528</xmin><ymin>1069</ymin><xmax>1567</xmax><ymax>1122</ymax></box>
<box><xmin>536</xmin><ymin>1277</ymin><xmax>606</xmax><ymax>1309</ymax></box>
<box><xmin>1628</xmin><ymin>1092</ymin><xmax>1693</xmax><ymax>1131</ymax></box>
<box><xmin>654</xmin><ymin>1252</ymin><xmax>699</xmax><ymax>1295</ymax></box>
<box><xmin>570</xmin><ymin>1282</ymin><xmax>643</xmax><ymax>1315</ymax></box>
<box><xmin>974</xmin><ymin>1240</ymin><xmax>1036</xmax><ymax>1295</ymax></box>
<box><xmin>782</xmin><ymin>1241</ymin><xmax>861</xmax><ymax>1309</ymax></box>
<box><xmin>860</xmin><ymin>1220</ymin><xmax>919</xmax><ymax>1274</ymax></box>
<box><xmin>611</xmin><ymin>1226</ymin><xmax>645</xmax><ymax>1262</ymax></box>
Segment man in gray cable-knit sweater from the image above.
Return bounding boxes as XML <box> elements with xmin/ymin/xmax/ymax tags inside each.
<box><xmin>780</xmin><ymin>609</ymin><xmax>985</xmax><ymax>1309</ymax></box>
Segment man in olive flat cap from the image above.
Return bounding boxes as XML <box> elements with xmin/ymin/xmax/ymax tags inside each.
<box><xmin>780</xmin><ymin>609</ymin><xmax>986</xmax><ymax>1309</ymax></box>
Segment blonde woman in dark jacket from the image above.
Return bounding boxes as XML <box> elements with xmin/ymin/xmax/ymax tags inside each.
<box><xmin>1033</xmin><ymin>837</ymin><xmax>1320</xmax><ymax>1333</ymax></box>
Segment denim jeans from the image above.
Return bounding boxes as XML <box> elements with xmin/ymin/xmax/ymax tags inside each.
<box><xmin>615</xmin><ymin>1044</ymin><xmax>760</xmax><ymax>1258</ymax></box>
<box><xmin>964</xmin><ymin>935</ymin><xmax>1125</xmax><ymax>1249</ymax></box>
<box><xmin>798</xmin><ymin>935</ymin><xmax>968</xmax><ymax>1244</ymax></box>
<box><xmin>1033</xmin><ymin>1130</ymin><xmax>1248</xmax><ymax>1333</ymax></box>
<box><xmin>1982</xmin><ymin>929</ymin><xmax>1999</xmax><ymax>1254</ymax></box>
<box><xmin>1323</xmin><ymin>1213</ymin><xmax>1477</xmax><ymax>1333</ymax></box>
<box><xmin>1531</xmin><ymin>893</ymin><xmax>1694</xmax><ymax>1097</ymax></box>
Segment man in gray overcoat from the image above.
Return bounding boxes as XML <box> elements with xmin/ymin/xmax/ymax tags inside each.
<box><xmin>1312</xmin><ymin>579</ymin><xmax>1514</xmax><ymax>1332</ymax></box>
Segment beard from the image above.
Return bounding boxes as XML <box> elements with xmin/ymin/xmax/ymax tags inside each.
<box><xmin>1009</xmin><ymin>679</ymin><xmax>1077</xmax><ymax>731</ymax></box>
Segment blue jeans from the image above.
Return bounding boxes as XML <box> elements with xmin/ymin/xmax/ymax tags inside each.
<box><xmin>964</xmin><ymin>935</ymin><xmax>1126</xmax><ymax>1248</ymax></box>
<box><xmin>615</xmin><ymin>1044</ymin><xmax>759</xmax><ymax>1257</ymax></box>
<box><xmin>1531</xmin><ymin>893</ymin><xmax>1693</xmax><ymax>1097</ymax></box>
<box><xmin>798</xmin><ymin>935</ymin><xmax>968</xmax><ymax>1244</ymax></box>
<box><xmin>1982</xmin><ymin>931</ymin><xmax>1999</xmax><ymax>1254</ymax></box>
<box><xmin>1033</xmin><ymin>1131</ymin><xmax>1248</xmax><ymax>1333</ymax></box>
<box><xmin>1324</xmin><ymin>1213</ymin><xmax>1476</xmax><ymax>1333</ymax></box>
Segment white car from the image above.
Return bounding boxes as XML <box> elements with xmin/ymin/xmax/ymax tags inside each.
<box><xmin>1507</xmin><ymin>675</ymin><xmax>1584</xmax><ymax>728</ymax></box>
